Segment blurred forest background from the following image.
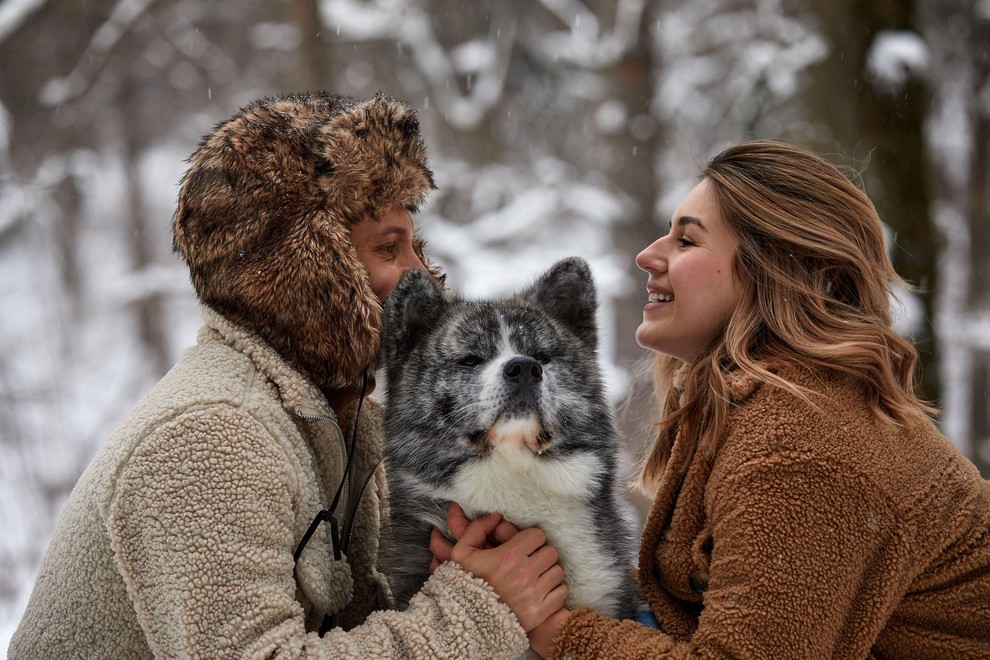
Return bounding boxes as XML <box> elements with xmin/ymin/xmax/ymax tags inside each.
<box><xmin>1</xmin><ymin>0</ymin><xmax>988</xmax><ymax>647</ymax></box>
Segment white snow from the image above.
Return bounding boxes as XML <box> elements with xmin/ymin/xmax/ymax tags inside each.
<box><xmin>1</xmin><ymin>0</ymin><xmax>986</xmax><ymax>654</ymax></box>
<box><xmin>866</xmin><ymin>30</ymin><xmax>929</xmax><ymax>94</ymax></box>
<box><xmin>594</xmin><ymin>99</ymin><xmax>629</xmax><ymax>136</ymax></box>
<box><xmin>0</xmin><ymin>0</ymin><xmax>47</xmax><ymax>43</ymax></box>
<box><xmin>250</xmin><ymin>22</ymin><xmax>302</xmax><ymax>51</ymax></box>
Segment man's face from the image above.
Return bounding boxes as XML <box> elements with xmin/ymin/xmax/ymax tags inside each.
<box><xmin>350</xmin><ymin>205</ymin><xmax>427</xmax><ymax>302</ymax></box>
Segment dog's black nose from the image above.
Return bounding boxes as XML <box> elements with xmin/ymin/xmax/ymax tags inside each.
<box><xmin>503</xmin><ymin>356</ymin><xmax>543</xmax><ymax>384</ymax></box>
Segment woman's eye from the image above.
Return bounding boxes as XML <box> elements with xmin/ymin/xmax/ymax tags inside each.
<box><xmin>458</xmin><ymin>355</ymin><xmax>483</xmax><ymax>367</ymax></box>
<box><xmin>677</xmin><ymin>236</ymin><xmax>696</xmax><ymax>248</ymax></box>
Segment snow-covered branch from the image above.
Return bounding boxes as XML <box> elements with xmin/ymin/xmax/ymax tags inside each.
<box><xmin>534</xmin><ymin>0</ymin><xmax>646</xmax><ymax>68</ymax></box>
<box><xmin>0</xmin><ymin>0</ymin><xmax>49</xmax><ymax>44</ymax></box>
<box><xmin>38</xmin><ymin>0</ymin><xmax>161</xmax><ymax>106</ymax></box>
<box><xmin>320</xmin><ymin>0</ymin><xmax>517</xmax><ymax>129</ymax></box>
<box><xmin>866</xmin><ymin>30</ymin><xmax>929</xmax><ymax>94</ymax></box>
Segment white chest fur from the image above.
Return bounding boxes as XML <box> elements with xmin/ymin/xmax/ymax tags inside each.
<box><xmin>440</xmin><ymin>444</ymin><xmax>627</xmax><ymax>618</ymax></box>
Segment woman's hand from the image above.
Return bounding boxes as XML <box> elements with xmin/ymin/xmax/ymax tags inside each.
<box><xmin>432</xmin><ymin>502</ymin><xmax>569</xmax><ymax>632</ymax></box>
<box><xmin>528</xmin><ymin>607</ymin><xmax>571</xmax><ymax>658</ymax></box>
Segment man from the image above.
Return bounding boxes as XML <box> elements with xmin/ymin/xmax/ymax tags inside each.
<box><xmin>11</xmin><ymin>92</ymin><xmax>564</xmax><ymax>658</ymax></box>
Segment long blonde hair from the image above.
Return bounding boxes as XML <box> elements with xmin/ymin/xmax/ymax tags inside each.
<box><xmin>637</xmin><ymin>140</ymin><xmax>935</xmax><ymax>494</ymax></box>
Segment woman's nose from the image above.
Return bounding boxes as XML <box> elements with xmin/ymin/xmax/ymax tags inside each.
<box><xmin>635</xmin><ymin>238</ymin><xmax>666</xmax><ymax>273</ymax></box>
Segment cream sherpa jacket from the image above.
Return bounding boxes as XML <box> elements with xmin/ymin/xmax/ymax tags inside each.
<box><xmin>554</xmin><ymin>366</ymin><xmax>990</xmax><ymax>658</ymax></box>
<box><xmin>10</xmin><ymin>306</ymin><xmax>528</xmax><ymax>659</ymax></box>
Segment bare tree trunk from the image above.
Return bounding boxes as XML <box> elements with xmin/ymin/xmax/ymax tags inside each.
<box><xmin>606</xmin><ymin>0</ymin><xmax>662</xmax><ymax>378</ymax></box>
<box><xmin>921</xmin><ymin>0</ymin><xmax>990</xmax><ymax>474</ymax></box>
<box><xmin>598</xmin><ymin>1</ymin><xmax>664</xmax><ymax>506</ymax></box>
<box><xmin>965</xmin><ymin>76</ymin><xmax>990</xmax><ymax>476</ymax></box>
<box><xmin>804</xmin><ymin>0</ymin><xmax>938</xmax><ymax>404</ymax></box>
<box><xmin>52</xmin><ymin>178</ymin><xmax>84</xmax><ymax>321</ymax></box>
<box><xmin>116</xmin><ymin>96</ymin><xmax>171</xmax><ymax>378</ymax></box>
<box><xmin>290</xmin><ymin>0</ymin><xmax>328</xmax><ymax>89</ymax></box>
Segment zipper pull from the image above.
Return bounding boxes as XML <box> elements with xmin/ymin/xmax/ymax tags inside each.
<box><xmin>295</xmin><ymin>407</ymin><xmax>333</xmax><ymax>422</ymax></box>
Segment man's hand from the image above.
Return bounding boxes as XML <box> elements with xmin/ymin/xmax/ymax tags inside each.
<box><xmin>433</xmin><ymin>502</ymin><xmax>568</xmax><ymax>633</ymax></box>
<box><xmin>429</xmin><ymin>502</ymin><xmax>518</xmax><ymax>572</ymax></box>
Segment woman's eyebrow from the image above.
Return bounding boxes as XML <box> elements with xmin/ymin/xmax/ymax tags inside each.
<box><xmin>668</xmin><ymin>215</ymin><xmax>708</xmax><ymax>232</ymax></box>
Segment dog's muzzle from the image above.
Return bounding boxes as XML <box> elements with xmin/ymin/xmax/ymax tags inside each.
<box><xmin>501</xmin><ymin>356</ymin><xmax>543</xmax><ymax>415</ymax></box>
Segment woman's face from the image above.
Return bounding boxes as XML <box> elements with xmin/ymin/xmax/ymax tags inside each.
<box><xmin>635</xmin><ymin>178</ymin><xmax>742</xmax><ymax>363</ymax></box>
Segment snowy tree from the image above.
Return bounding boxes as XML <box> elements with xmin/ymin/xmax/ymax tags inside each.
<box><xmin>921</xmin><ymin>0</ymin><xmax>990</xmax><ymax>474</ymax></box>
<box><xmin>1</xmin><ymin>0</ymin><xmax>987</xmax><ymax>650</ymax></box>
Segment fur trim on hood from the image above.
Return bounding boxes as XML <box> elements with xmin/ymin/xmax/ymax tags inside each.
<box><xmin>172</xmin><ymin>91</ymin><xmax>439</xmax><ymax>390</ymax></box>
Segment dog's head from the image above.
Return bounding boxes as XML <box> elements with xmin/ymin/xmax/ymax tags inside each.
<box><xmin>382</xmin><ymin>257</ymin><xmax>614</xmax><ymax>485</ymax></box>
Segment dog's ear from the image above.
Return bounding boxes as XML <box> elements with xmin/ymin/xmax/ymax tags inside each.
<box><xmin>383</xmin><ymin>268</ymin><xmax>446</xmax><ymax>363</ymax></box>
<box><xmin>520</xmin><ymin>257</ymin><xmax>597</xmax><ymax>348</ymax></box>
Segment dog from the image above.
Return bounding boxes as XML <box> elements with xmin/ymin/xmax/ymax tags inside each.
<box><xmin>380</xmin><ymin>257</ymin><xmax>640</xmax><ymax>620</ymax></box>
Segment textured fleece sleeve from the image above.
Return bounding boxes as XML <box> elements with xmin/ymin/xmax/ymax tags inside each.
<box><xmin>554</xmin><ymin>453</ymin><xmax>907</xmax><ymax>659</ymax></box>
<box><xmin>315</xmin><ymin>562</ymin><xmax>529</xmax><ymax>658</ymax></box>
<box><xmin>108</xmin><ymin>408</ymin><xmax>527</xmax><ymax>659</ymax></box>
<box><xmin>553</xmin><ymin>608</ymin><xmax>680</xmax><ymax>658</ymax></box>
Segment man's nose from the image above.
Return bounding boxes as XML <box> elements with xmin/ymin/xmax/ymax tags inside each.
<box><xmin>406</xmin><ymin>256</ymin><xmax>427</xmax><ymax>274</ymax></box>
<box><xmin>402</xmin><ymin>247</ymin><xmax>427</xmax><ymax>272</ymax></box>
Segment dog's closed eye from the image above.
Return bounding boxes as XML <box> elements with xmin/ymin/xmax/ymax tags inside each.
<box><xmin>531</xmin><ymin>352</ymin><xmax>552</xmax><ymax>365</ymax></box>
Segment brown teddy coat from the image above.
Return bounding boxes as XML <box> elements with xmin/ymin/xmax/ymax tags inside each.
<box><xmin>554</xmin><ymin>366</ymin><xmax>990</xmax><ymax>658</ymax></box>
<box><xmin>10</xmin><ymin>306</ymin><xmax>529</xmax><ymax>658</ymax></box>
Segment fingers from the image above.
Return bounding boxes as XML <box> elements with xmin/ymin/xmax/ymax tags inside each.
<box><xmin>536</xmin><ymin>564</ymin><xmax>566</xmax><ymax>598</ymax></box>
<box><xmin>503</xmin><ymin>526</ymin><xmax>547</xmax><ymax>556</ymax></box>
<box><xmin>520</xmin><ymin>584</ymin><xmax>569</xmax><ymax>634</ymax></box>
<box><xmin>537</xmin><ymin>564</ymin><xmax>565</xmax><ymax>594</ymax></box>
<box><xmin>450</xmin><ymin>511</ymin><xmax>502</xmax><ymax>562</ymax></box>
<box><xmin>446</xmin><ymin>503</ymin><xmax>519</xmax><ymax>547</ymax></box>
<box><xmin>430</xmin><ymin>527</ymin><xmax>454</xmax><ymax>568</ymax></box>
<box><xmin>528</xmin><ymin>544</ymin><xmax>560</xmax><ymax>575</ymax></box>
<box><xmin>512</xmin><ymin>578</ymin><xmax>569</xmax><ymax>633</ymax></box>
<box><xmin>449</xmin><ymin>523</ymin><xmax>568</xmax><ymax>633</ymax></box>
<box><xmin>492</xmin><ymin>518</ymin><xmax>520</xmax><ymax>545</ymax></box>
<box><xmin>542</xmin><ymin>583</ymin><xmax>569</xmax><ymax>614</ymax></box>
<box><xmin>446</xmin><ymin>501</ymin><xmax>471</xmax><ymax>541</ymax></box>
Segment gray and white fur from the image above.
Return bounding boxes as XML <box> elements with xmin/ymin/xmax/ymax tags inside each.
<box><xmin>381</xmin><ymin>257</ymin><xmax>640</xmax><ymax>619</ymax></box>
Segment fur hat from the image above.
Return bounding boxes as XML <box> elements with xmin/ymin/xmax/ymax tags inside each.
<box><xmin>172</xmin><ymin>91</ymin><xmax>438</xmax><ymax>390</ymax></box>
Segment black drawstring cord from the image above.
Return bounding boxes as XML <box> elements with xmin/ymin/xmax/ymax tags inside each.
<box><xmin>294</xmin><ymin>509</ymin><xmax>342</xmax><ymax>563</ymax></box>
<box><xmin>293</xmin><ymin>371</ymin><xmax>369</xmax><ymax>636</ymax></box>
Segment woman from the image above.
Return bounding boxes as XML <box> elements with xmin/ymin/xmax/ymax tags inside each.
<box><xmin>494</xmin><ymin>140</ymin><xmax>990</xmax><ymax>657</ymax></box>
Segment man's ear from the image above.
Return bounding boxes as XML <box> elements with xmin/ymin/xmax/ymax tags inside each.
<box><xmin>518</xmin><ymin>257</ymin><xmax>598</xmax><ymax>348</ymax></box>
<box><xmin>382</xmin><ymin>269</ymin><xmax>446</xmax><ymax>365</ymax></box>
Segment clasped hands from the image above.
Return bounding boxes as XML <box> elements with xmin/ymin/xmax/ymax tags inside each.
<box><xmin>429</xmin><ymin>502</ymin><xmax>571</xmax><ymax>658</ymax></box>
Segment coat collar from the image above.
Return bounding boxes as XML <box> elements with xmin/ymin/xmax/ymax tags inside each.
<box><xmin>671</xmin><ymin>363</ymin><xmax>763</xmax><ymax>404</ymax></box>
<box><xmin>727</xmin><ymin>370</ymin><xmax>762</xmax><ymax>402</ymax></box>
<box><xmin>198</xmin><ymin>304</ymin><xmax>335</xmax><ymax>420</ymax></box>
